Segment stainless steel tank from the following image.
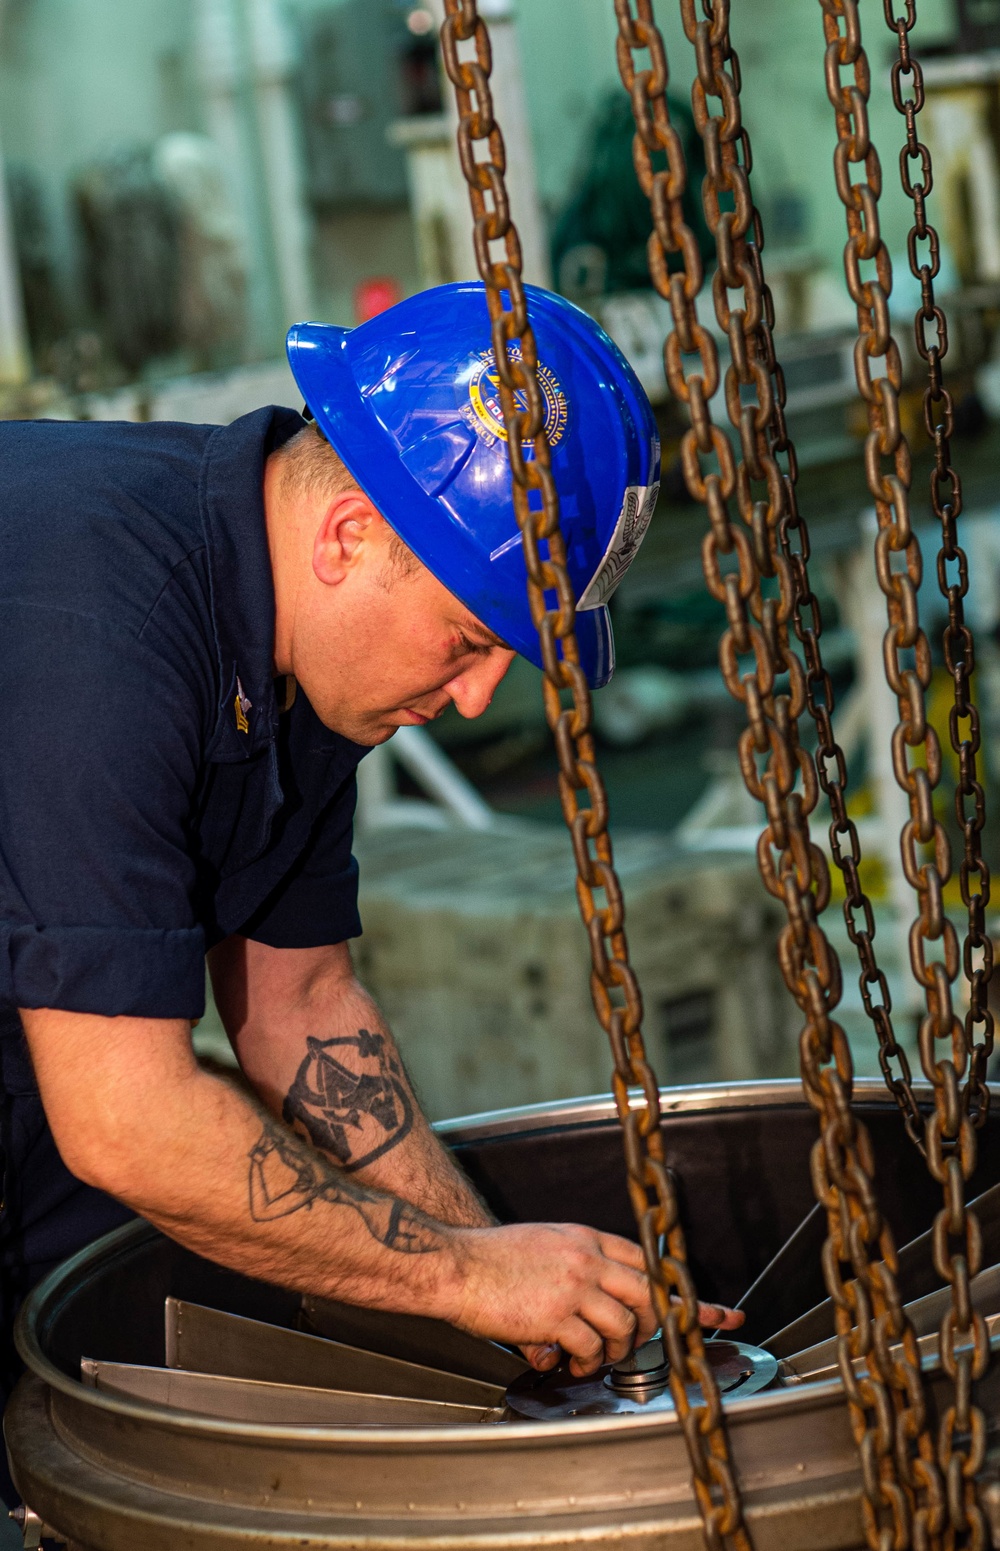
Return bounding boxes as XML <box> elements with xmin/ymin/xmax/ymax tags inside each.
<box><xmin>7</xmin><ymin>1080</ymin><xmax>1000</xmax><ymax>1550</ymax></box>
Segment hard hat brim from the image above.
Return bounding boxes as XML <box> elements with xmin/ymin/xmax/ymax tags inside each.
<box><xmin>287</xmin><ymin>320</ymin><xmax>616</xmax><ymax>690</ymax></box>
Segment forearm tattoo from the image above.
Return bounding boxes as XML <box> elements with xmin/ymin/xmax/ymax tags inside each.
<box><xmin>247</xmin><ymin>1116</ymin><xmax>442</xmax><ymax>1254</ymax></box>
<box><xmin>282</xmin><ymin>1027</ymin><xmax>413</xmax><ymax>1171</ymax></box>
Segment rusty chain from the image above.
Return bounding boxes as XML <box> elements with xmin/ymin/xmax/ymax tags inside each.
<box><xmin>438</xmin><ymin>6</ymin><xmax>751</xmax><ymax>1549</ymax></box>
<box><xmin>882</xmin><ymin>0</ymin><xmax>995</xmax><ymax>1130</ymax></box>
<box><xmin>613</xmin><ymin>2</ymin><xmax>946</xmax><ymax>1546</ymax></box>
<box><xmin>822</xmin><ymin>1</ymin><xmax>989</xmax><ymax>1544</ymax></box>
<box><xmin>878</xmin><ymin>1</ymin><xmax>995</xmax><ymax>1542</ymax></box>
<box><xmin>687</xmin><ymin>0</ymin><xmax>926</xmax><ymax>1157</ymax></box>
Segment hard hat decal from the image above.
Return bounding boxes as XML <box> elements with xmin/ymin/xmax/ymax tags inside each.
<box><xmin>577</xmin><ymin>479</ymin><xmax>660</xmax><ymax>610</ymax></box>
<box><xmin>465</xmin><ymin>347</ymin><xmax>568</xmax><ymax>449</ymax></box>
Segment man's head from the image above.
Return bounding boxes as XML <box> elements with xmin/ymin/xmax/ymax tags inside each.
<box><xmin>285</xmin><ymin>284</ymin><xmax>660</xmax><ymax>697</ymax></box>
<box><xmin>265</xmin><ymin>423</ymin><xmax>515</xmax><ymax>746</ymax></box>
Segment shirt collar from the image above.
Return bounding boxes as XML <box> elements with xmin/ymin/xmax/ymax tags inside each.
<box><xmin>200</xmin><ymin>405</ymin><xmax>304</xmax><ymax>761</ymax></box>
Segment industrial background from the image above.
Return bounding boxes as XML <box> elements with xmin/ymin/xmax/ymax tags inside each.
<box><xmin>2</xmin><ymin>0</ymin><xmax>1000</xmax><ymax>1120</ymax></box>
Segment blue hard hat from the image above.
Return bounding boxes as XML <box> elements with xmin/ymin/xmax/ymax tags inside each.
<box><xmin>285</xmin><ymin>282</ymin><xmax>659</xmax><ymax>689</ymax></box>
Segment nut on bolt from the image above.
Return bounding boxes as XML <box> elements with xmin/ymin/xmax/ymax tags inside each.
<box><xmin>8</xmin><ymin>1503</ymin><xmax>64</xmax><ymax>1546</ymax></box>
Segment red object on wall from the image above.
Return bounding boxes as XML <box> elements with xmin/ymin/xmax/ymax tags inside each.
<box><xmin>354</xmin><ymin>278</ymin><xmax>402</xmax><ymax>324</ymax></box>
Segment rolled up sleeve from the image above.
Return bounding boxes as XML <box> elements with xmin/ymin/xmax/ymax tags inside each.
<box><xmin>238</xmin><ymin>772</ymin><xmax>362</xmax><ymax>949</ymax></box>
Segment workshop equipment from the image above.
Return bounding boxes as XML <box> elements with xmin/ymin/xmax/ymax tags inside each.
<box><xmin>10</xmin><ymin>1080</ymin><xmax>1000</xmax><ymax>1551</ymax></box>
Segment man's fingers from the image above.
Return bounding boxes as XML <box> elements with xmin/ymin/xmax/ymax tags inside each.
<box><xmin>522</xmin><ymin>1342</ymin><xmax>560</xmax><ymax>1371</ymax></box>
<box><xmin>579</xmin><ymin>1290</ymin><xmax>638</xmax><ymax>1365</ymax></box>
<box><xmin>634</xmin><ymin>1301</ymin><xmax>660</xmax><ymax>1345</ymax></box>
<box><xmin>696</xmin><ymin>1300</ymin><xmax>746</xmax><ymax>1330</ymax></box>
<box><xmin>595</xmin><ymin>1254</ymin><xmax>658</xmax><ymax>1344</ymax></box>
<box><xmin>595</xmin><ymin>1231</ymin><xmax>647</xmax><ymax>1272</ymax></box>
<box><xmin>596</xmin><ymin>1258</ymin><xmax>653</xmax><ymax>1310</ymax></box>
<box><xmin>556</xmin><ymin>1315</ymin><xmax>607</xmax><ymax>1377</ymax></box>
<box><xmin>595</xmin><ymin>1250</ymin><xmax>747</xmax><ymax>1338</ymax></box>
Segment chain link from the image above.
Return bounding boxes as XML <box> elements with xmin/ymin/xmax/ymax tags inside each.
<box><xmin>614</xmin><ymin>3</ymin><xmax>947</xmax><ymax>1546</ymax></box>
<box><xmin>438</xmin><ymin>7</ymin><xmax>751</xmax><ymax>1549</ymax></box>
<box><xmin>697</xmin><ymin>0</ymin><xmax>927</xmax><ymax>1156</ymax></box>
<box><xmin>882</xmin><ymin>0</ymin><xmax>995</xmax><ymax>1129</ymax></box>
<box><xmin>879</xmin><ymin>3</ymin><xmax>993</xmax><ymax>1543</ymax></box>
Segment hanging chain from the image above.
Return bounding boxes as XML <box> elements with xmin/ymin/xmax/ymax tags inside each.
<box><xmin>687</xmin><ymin>0</ymin><xmax>926</xmax><ymax>1156</ymax></box>
<box><xmin>821</xmin><ymin>1</ymin><xmax>989</xmax><ymax>1545</ymax></box>
<box><xmin>880</xmin><ymin>2</ymin><xmax>995</xmax><ymax>1542</ymax></box>
<box><xmin>613</xmin><ymin>3</ymin><xmax>945</xmax><ymax>1547</ymax></box>
<box><xmin>882</xmin><ymin>0</ymin><xmax>995</xmax><ymax>1130</ymax></box>
<box><xmin>438</xmin><ymin>7</ymin><xmax>751</xmax><ymax>1549</ymax></box>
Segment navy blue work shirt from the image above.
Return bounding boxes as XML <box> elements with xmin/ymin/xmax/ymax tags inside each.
<box><xmin>0</xmin><ymin>406</ymin><xmax>370</xmax><ymax>1021</ymax></box>
<box><xmin>0</xmin><ymin>409</ymin><xmax>371</xmax><ymax>1457</ymax></box>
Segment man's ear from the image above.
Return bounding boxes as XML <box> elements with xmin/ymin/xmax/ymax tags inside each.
<box><xmin>312</xmin><ymin>491</ymin><xmax>379</xmax><ymax>587</ymax></box>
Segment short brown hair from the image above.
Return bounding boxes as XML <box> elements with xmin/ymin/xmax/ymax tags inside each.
<box><xmin>279</xmin><ymin>422</ymin><xmax>419</xmax><ymax>578</ymax></box>
<box><xmin>276</xmin><ymin>422</ymin><xmax>358</xmax><ymax>501</ymax></box>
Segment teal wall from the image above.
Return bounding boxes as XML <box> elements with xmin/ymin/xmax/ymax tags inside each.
<box><xmin>0</xmin><ymin>0</ymin><xmax>199</xmax><ymax>313</ymax></box>
<box><xmin>0</xmin><ymin>0</ymin><xmax>965</xmax><ymax>354</ymax></box>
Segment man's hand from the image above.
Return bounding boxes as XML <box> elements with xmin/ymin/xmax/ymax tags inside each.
<box><xmin>442</xmin><ymin>1223</ymin><xmax>655</xmax><ymax>1377</ymax></box>
<box><xmin>439</xmin><ymin>1222</ymin><xmax>745</xmax><ymax>1377</ymax></box>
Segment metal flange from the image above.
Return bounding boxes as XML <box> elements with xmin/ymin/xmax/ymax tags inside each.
<box><xmin>505</xmin><ymin>1337</ymin><xmax>779</xmax><ymax>1420</ymax></box>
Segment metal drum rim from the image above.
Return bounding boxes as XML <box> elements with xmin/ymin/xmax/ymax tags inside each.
<box><xmin>16</xmin><ymin>1214</ymin><xmax>850</xmax><ymax>1448</ymax></box>
<box><xmin>434</xmin><ymin>1077</ymin><xmax>936</xmax><ymax>1143</ymax></box>
<box><xmin>13</xmin><ymin>1082</ymin><xmax>874</xmax><ymax>1449</ymax></box>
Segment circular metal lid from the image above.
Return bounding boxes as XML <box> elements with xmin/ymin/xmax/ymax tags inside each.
<box><xmin>505</xmin><ymin>1339</ymin><xmax>779</xmax><ymax>1420</ymax></box>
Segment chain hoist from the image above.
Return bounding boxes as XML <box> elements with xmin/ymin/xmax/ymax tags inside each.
<box><xmin>877</xmin><ymin>2</ymin><xmax>995</xmax><ymax>1542</ymax></box>
<box><xmin>438</xmin><ymin>6</ymin><xmax>751</xmax><ymax>1549</ymax></box>
<box><xmin>612</xmin><ymin>3</ymin><xmax>945</xmax><ymax>1547</ymax></box>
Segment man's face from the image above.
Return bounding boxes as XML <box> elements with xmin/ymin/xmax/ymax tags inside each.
<box><xmin>288</xmin><ymin>500</ymin><xmax>516</xmax><ymax>746</ymax></box>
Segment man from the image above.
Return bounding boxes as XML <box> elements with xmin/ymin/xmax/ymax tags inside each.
<box><xmin>0</xmin><ymin>282</ymin><xmax>740</xmax><ymax>1480</ymax></box>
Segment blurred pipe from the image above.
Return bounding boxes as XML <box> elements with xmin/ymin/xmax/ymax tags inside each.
<box><xmin>392</xmin><ymin>725</ymin><xmax>496</xmax><ymax>829</ymax></box>
<box><xmin>427</xmin><ymin>0</ymin><xmax>550</xmax><ymax>287</ymax></box>
<box><xmin>195</xmin><ymin>0</ymin><xmax>313</xmax><ymax>351</ymax></box>
<box><xmin>476</xmin><ymin>0</ymin><xmax>550</xmax><ymax>287</ymax></box>
<box><xmin>194</xmin><ymin>0</ymin><xmax>271</xmax><ymax>350</ymax></box>
<box><xmin>0</xmin><ymin>129</ymin><xmax>30</xmax><ymax>386</ymax></box>
<box><xmin>387</xmin><ymin>115</ymin><xmax>475</xmax><ymax>288</ymax></box>
<box><xmin>245</xmin><ymin>0</ymin><xmax>314</xmax><ymax>325</ymax></box>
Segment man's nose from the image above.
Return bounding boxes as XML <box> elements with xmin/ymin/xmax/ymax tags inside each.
<box><xmin>449</xmin><ymin>650</ymin><xmax>516</xmax><ymax>719</ymax></box>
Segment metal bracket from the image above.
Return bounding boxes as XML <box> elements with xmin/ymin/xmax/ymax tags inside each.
<box><xmin>8</xmin><ymin>1504</ymin><xmax>65</xmax><ymax>1548</ymax></box>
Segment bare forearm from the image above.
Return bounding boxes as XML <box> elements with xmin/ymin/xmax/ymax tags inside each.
<box><xmin>23</xmin><ymin>1009</ymin><xmax>460</xmax><ymax>1315</ymax></box>
<box><xmin>21</xmin><ymin>1004</ymin><xmax>730</xmax><ymax>1376</ymax></box>
<box><xmin>279</xmin><ymin>996</ymin><xmax>494</xmax><ymax>1229</ymax></box>
<box><xmin>213</xmin><ymin>942</ymin><xmax>494</xmax><ymax>1229</ymax></box>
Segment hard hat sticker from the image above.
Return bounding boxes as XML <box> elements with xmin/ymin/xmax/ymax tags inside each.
<box><xmin>466</xmin><ymin>347</ymin><xmax>568</xmax><ymax>449</ymax></box>
<box><xmin>577</xmin><ymin>481</ymin><xmax>659</xmax><ymax>610</ymax></box>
